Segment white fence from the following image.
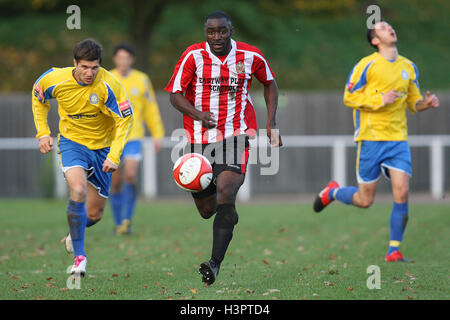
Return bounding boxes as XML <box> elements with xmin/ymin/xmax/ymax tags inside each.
<box><xmin>0</xmin><ymin>135</ymin><xmax>449</xmax><ymax>200</ymax></box>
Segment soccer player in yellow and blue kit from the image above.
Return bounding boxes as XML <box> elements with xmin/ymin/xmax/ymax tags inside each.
<box><xmin>109</xmin><ymin>43</ymin><xmax>164</xmax><ymax>234</ymax></box>
<box><xmin>32</xmin><ymin>39</ymin><xmax>134</xmax><ymax>276</ymax></box>
<box><xmin>313</xmin><ymin>21</ymin><xmax>440</xmax><ymax>262</ymax></box>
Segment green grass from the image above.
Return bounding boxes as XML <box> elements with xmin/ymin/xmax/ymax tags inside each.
<box><xmin>0</xmin><ymin>199</ymin><xmax>448</xmax><ymax>300</ymax></box>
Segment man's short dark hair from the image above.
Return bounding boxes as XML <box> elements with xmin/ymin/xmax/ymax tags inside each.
<box><xmin>73</xmin><ymin>38</ymin><xmax>103</xmax><ymax>63</ymax></box>
<box><xmin>367</xmin><ymin>19</ymin><xmax>385</xmax><ymax>49</ymax></box>
<box><xmin>205</xmin><ymin>11</ymin><xmax>232</xmax><ymax>25</ymax></box>
<box><xmin>113</xmin><ymin>43</ymin><xmax>135</xmax><ymax>57</ymax></box>
<box><xmin>367</xmin><ymin>28</ymin><xmax>378</xmax><ymax>49</ymax></box>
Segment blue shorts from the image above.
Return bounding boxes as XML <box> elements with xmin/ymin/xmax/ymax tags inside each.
<box><xmin>356</xmin><ymin>141</ymin><xmax>412</xmax><ymax>184</ymax></box>
<box><xmin>121</xmin><ymin>140</ymin><xmax>142</xmax><ymax>161</ymax></box>
<box><xmin>58</xmin><ymin>135</ymin><xmax>112</xmax><ymax>198</ymax></box>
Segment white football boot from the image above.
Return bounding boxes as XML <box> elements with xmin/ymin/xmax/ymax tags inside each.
<box><xmin>70</xmin><ymin>255</ymin><xmax>87</xmax><ymax>277</ymax></box>
<box><xmin>62</xmin><ymin>232</ymin><xmax>74</xmax><ymax>254</ymax></box>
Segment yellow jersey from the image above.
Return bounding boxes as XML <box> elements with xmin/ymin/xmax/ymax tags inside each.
<box><xmin>110</xmin><ymin>69</ymin><xmax>164</xmax><ymax>141</ymax></box>
<box><xmin>32</xmin><ymin>66</ymin><xmax>134</xmax><ymax>165</ymax></box>
<box><xmin>343</xmin><ymin>52</ymin><xmax>423</xmax><ymax>141</ymax></box>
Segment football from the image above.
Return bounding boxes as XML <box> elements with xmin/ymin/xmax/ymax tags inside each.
<box><xmin>172</xmin><ymin>153</ymin><xmax>213</xmax><ymax>192</ymax></box>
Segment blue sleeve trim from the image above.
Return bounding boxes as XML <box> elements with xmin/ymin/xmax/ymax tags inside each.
<box><xmin>42</xmin><ymin>85</ymin><xmax>56</xmax><ymax>102</ymax></box>
<box><xmin>76</xmin><ymin>80</ymin><xmax>88</xmax><ymax>86</ymax></box>
<box><xmin>410</xmin><ymin>62</ymin><xmax>420</xmax><ymax>89</ymax></box>
<box><xmin>346</xmin><ymin>64</ymin><xmax>357</xmax><ymax>86</ymax></box>
<box><xmin>34</xmin><ymin>68</ymin><xmax>54</xmax><ymax>87</ymax></box>
<box><xmin>349</xmin><ymin>61</ymin><xmax>373</xmax><ymax>93</ymax></box>
<box><xmin>104</xmin><ymin>83</ymin><xmax>121</xmax><ymax>117</ymax></box>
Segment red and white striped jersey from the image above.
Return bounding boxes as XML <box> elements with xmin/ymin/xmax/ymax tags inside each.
<box><xmin>165</xmin><ymin>39</ymin><xmax>275</xmax><ymax>144</ymax></box>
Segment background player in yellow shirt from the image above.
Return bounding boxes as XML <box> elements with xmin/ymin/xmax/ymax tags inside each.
<box><xmin>313</xmin><ymin>21</ymin><xmax>440</xmax><ymax>262</ymax></box>
<box><xmin>32</xmin><ymin>39</ymin><xmax>134</xmax><ymax>276</ymax></box>
<box><xmin>109</xmin><ymin>43</ymin><xmax>164</xmax><ymax>235</ymax></box>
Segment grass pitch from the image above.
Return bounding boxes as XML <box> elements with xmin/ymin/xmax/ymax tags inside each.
<box><xmin>0</xmin><ymin>199</ymin><xmax>448</xmax><ymax>300</ymax></box>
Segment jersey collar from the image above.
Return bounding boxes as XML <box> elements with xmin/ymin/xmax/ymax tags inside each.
<box><xmin>71</xmin><ymin>67</ymin><xmax>89</xmax><ymax>86</ymax></box>
<box><xmin>376</xmin><ymin>51</ymin><xmax>398</xmax><ymax>63</ymax></box>
<box><xmin>205</xmin><ymin>39</ymin><xmax>236</xmax><ymax>65</ymax></box>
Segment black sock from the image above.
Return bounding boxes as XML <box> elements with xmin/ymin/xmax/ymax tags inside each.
<box><xmin>86</xmin><ymin>218</ymin><xmax>99</xmax><ymax>228</ymax></box>
<box><xmin>211</xmin><ymin>203</ymin><xmax>239</xmax><ymax>265</ymax></box>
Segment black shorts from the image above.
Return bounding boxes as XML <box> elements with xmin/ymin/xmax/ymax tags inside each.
<box><xmin>184</xmin><ymin>135</ymin><xmax>250</xmax><ymax>199</ymax></box>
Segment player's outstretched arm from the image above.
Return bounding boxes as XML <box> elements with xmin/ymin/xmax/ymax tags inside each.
<box><xmin>264</xmin><ymin>80</ymin><xmax>282</xmax><ymax>147</ymax></box>
<box><xmin>414</xmin><ymin>91</ymin><xmax>440</xmax><ymax>112</ymax></box>
<box><xmin>169</xmin><ymin>92</ymin><xmax>216</xmax><ymax>129</ymax></box>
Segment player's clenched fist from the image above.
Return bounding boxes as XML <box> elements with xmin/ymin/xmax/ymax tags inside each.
<box><xmin>382</xmin><ymin>90</ymin><xmax>400</xmax><ymax>106</ymax></box>
<box><xmin>39</xmin><ymin>136</ymin><xmax>54</xmax><ymax>154</ymax></box>
<box><xmin>424</xmin><ymin>91</ymin><xmax>440</xmax><ymax>109</ymax></box>
<box><xmin>102</xmin><ymin>158</ymin><xmax>118</xmax><ymax>173</ymax></box>
<box><xmin>198</xmin><ymin>111</ymin><xmax>217</xmax><ymax>129</ymax></box>
<box><xmin>267</xmin><ymin>127</ymin><xmax>283</xmax><ymax>147</ymax></box>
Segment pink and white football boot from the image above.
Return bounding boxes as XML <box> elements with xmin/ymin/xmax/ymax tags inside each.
<box><xmin>70</xmin><ymin>255</ymin><xmax>87</xmax><ymax>277</ymax></box>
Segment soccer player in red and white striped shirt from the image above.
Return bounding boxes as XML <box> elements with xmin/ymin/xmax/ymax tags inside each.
<box><xmin>165</xmin><ymin>11</ymin><xmax>282</xmax><ymax>285</ymax></box>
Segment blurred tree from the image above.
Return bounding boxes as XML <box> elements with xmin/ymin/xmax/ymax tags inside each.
<box><xmin>0</xmin><ymin>0</ymin><xmax>180</xmax><ymax>73</ymax></box>
<box><xmin>0</xmin><ymin>0</ymin><xmax>449</xmax><ymax>91</ymax></box>
<box><xmin>258</xmin><ymin>0</ymin><xmax>358</xmax><ymax>16</ymax></box>
<box><xmin>128</xmin><ymin>0</ymin><xmax>172</xmax><ymax>73</ymax></box>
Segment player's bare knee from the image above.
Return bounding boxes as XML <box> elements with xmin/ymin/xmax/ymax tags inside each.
<box><xmin>198</xmin><ymin>203</ymin><xmax>217</xmax><ymax>219</ymax></box>
<box><xmin>216</xmin><ymin>184</ymin><xmax>238</xmax><ymax>204</ymax></box>
<box><xmin>110</xmin><ymin>182</ymin><xmax>122</xmax><ymax>194</ymax></box>
<box><xmin>124</xmin><ymin>173</ymin><xmax>137</xmax><ymax>185</ymax></box>
<box><xmin>393</xmin><ymin>186</ymin><xmax>409</xmax><ymax>203</ymax></box>
<box><xmin>88</xmin><ymin>215</ymin><xmax>102</xmax><ymax>223</ymax></box>
<box><xmin>394</xmin><ymin>193</ymin><xmax>409</xmax><ymax>203</ymax></box>
<box><xmin>360</xmin><ymin>197</ymin><xmax>374</xmax><ymax>208</ymax></box>
<box><xmin>194</xmin><ymin>193</ymin><xmax>217</xmax><ymax>219</ymax></box>
<box><xmin>199</xmin><ymin>208</ymin><xmax>216</xmax><ymax>219</ymax></box>
<box><xmin>70</xmin><ymin>185</ymin><xmax>87</xmax><ymax>202</ymax></box>
<box><xmin>87</xmin><ymin>206</ymin><xmax>104</xmax><ymax>221</ymax></box>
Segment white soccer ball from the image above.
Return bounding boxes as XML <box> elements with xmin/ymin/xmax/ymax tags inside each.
<box><xmin>172</xmin><ymin>153</ymin><xmax>213</xmax><ymax>192</ymax></box>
